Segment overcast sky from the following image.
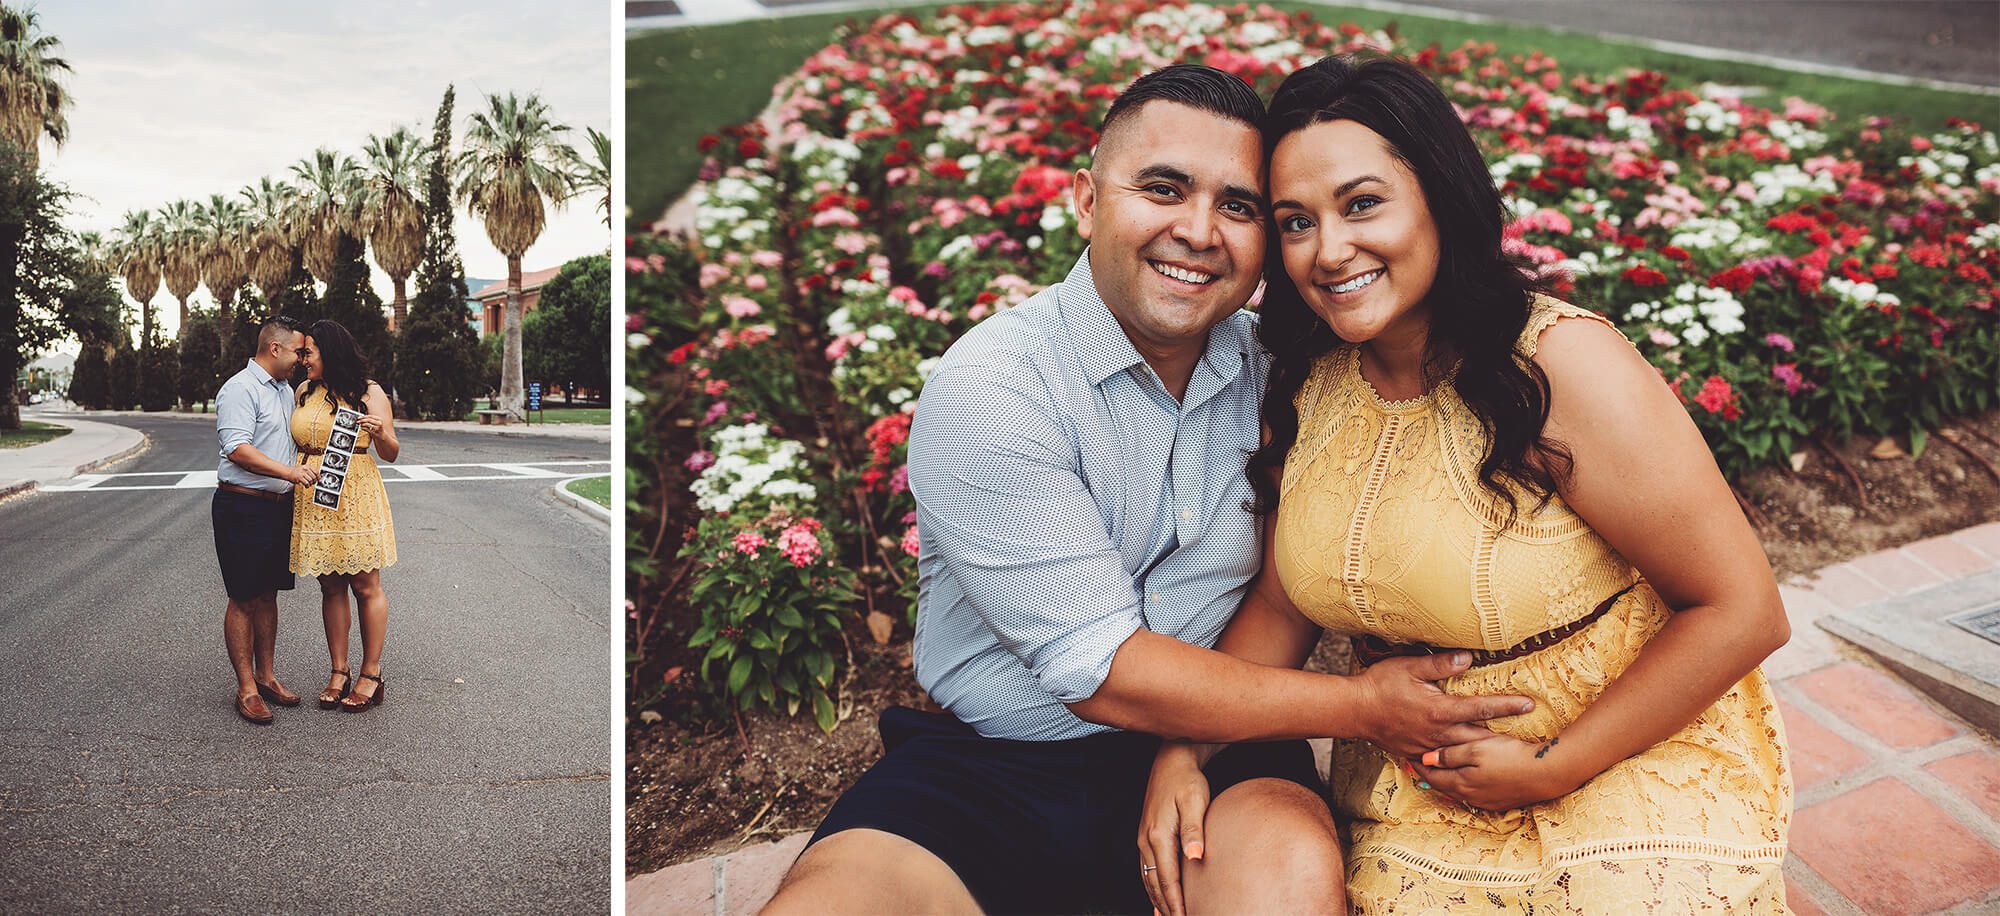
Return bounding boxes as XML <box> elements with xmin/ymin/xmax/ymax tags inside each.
<box><xmin>34</xmin><ymin>1</ymin><xmax>611</xmax><ymax>341</ymax></box>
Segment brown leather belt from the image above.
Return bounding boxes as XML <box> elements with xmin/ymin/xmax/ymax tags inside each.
<box><xmin>1354</xmin><ymin>584</ymin><xmax>1637</xmax><ymax>669</ymax></box>
<box><xmin>299</xmin><ymin>445</ymin><xmax>368</xmax><ymax>456</ymax></box>
<box><xmin>217</xmin><ymin>482</ymin><xmax>287</xmax><ymax>503</ymax></box>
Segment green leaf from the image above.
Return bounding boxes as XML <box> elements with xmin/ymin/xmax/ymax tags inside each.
<box><xmin>775</xmin><ymin>604</ymin><xmax>804</xmax><ymax>628</ymax></box>
<box><xmin>727</xmin><ymin>654</ymin><xmax>753</xmax><ymax>696</ymax></box>
<box><xmin>748</xmin><ymin>631</ymin><xmax>774</xmax><ymax>650</ymax></box>
<box><xmin>813</xmin><ymin>690</ymin><xmax>838</xmax><ymax>733</ymax></box>
<box><xmin>787</xmin><ymin>694</ymin><xmax>801</xmax><ymax>716</ymax></box>
<box><xmin>1909</xmin><ymin>427</ymin><xmax>1928</xmax><ymax>459</ymax></box>
<box><xmin>688</xmin><ymin>623</ymin><xmax>716</xmax><ymax>647</ymax></box>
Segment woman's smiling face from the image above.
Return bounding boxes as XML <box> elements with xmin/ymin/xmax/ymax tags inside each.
<box><xmin>1270</xmin><ymin>119</ymin><xmax>1441</xmax><ymax>347</ymax></box>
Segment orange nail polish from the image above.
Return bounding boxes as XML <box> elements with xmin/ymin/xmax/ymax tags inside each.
<box><xmin>1186</xmin><ymin>840</ymin><xmax>1204</xmax><ymax>860</ymax></box>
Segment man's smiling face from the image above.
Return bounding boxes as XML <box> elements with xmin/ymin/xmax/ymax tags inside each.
<box><xmin>1073</xmin><ymin>100</ymin><xmax>1267</xmax><ymax>359</ymax></box>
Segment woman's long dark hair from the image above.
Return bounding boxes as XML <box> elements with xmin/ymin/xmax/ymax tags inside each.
<box><xmin>1246</xmin><ymin>54</ymin><xmax>1569</xmax><ymax>525</ymax></box>
<box><xmin>301</xmin><ymin>319</ymin><xmax>371</xmax><ymax>411</ymax></box>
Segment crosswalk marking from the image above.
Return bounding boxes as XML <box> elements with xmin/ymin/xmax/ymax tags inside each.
<box><xmin>36</xmin><ymin>461</ymin><xmax>611</xmax><ymax>493</ymax></box>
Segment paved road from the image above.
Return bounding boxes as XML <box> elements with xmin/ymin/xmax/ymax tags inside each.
<box><xmin>0</xmin><ymin>415</ymin><xmax>612</xmax><ymax>913</ymax></box>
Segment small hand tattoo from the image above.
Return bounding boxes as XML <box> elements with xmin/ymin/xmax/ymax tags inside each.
<box><xmin>1534</xmin><ymin>737</ymin><xmax>1560</xmax><ymax>759</ymax></box>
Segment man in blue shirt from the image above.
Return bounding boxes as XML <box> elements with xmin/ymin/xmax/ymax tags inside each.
<box><xmin>766</xmin><ymin>66</ymin><xmax>1532</xmax><ymax>915</ymax></box>
<box><xmin>213</xmin><ymin>316</ymin><xmax>317</xmax><ymax>724</ymax></box>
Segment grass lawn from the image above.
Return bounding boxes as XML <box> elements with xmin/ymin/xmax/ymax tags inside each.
<box><xmin>0</xmin><ymin>421</ymin><xmax>71</xmax><ymax>449</ymax></box>
<box><xmin>458</xmin><ymin>406</ymin><xmax>611</xmax><ymax>425</ymax></box>
<box><xmin>566</xmin><ymin>474</ymin><xmax>612</xmax><ymax>508</ymax></box>
<box><xmin>627</xmin><ymin>2</ymin><xmax>1996</xmax><ymax>220</ymax></box>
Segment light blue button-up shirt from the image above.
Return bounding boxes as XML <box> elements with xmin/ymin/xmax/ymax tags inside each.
<box><xmin>215</xmin><ymin>359</ymin><xmax>298</xmax><ymax>493</ymax></box>
<box><xmin>907</xmin><ymin>251</ymin><xmax>1267</xmax><ymax>741</ymax></box>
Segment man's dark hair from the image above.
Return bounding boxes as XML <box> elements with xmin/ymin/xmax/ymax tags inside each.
<box><xmin>255</xmin><ymin>316</ymin><xmax>300</xmax><ymax>355</ymax></box>
<box><xmin>1097</xmin><ymin>64</ymin><xmax>1265</xmax><ymax>160</ymax></box>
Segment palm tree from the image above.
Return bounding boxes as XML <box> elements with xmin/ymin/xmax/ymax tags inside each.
<box><xmin>455</xmin><ymin>91</ymin><xmax>573</xmax><ymax>421</ymax></box>
<box><xmin>289</xmin><ymin>146</ymin><xmax>364</xmax><ymax>284</ymax></box>
<box><xmin>567</xmin><ymin>125</ymin><xmax>610</xmax><ymax>227</ymax></box>
<box><xmin>158</xmin><ymin>198</ymin><xmax>204</xmax><ymax>332</ymax></box>
<box><xmin>360</xmin><ymin>125</ymin><xmax>424</xmax><ymax>330</ymax></box>
<box><xmin>198</xmin><ymin>193</ymin><xmax>250</xmax><ymax>326</ymax></box>
<box><xmin>0</xmin><ymin>5</ymin><xmax>72</xmax><ymax>428</ymax></box>
<box><xmin>76</xmin><ymin>229</ymin><xmax>109</xmax><ymax>274</ymax></box>
<box><xmin>115</xmin><ymin>209</ymin><xmax>162</xmax><ymax>346</ymax></box>
<box><xmin>0</xmin><ymin>4</ymin><xmax>70</xmax><ymax>171</ymax></box>
<box><xmin>241</xmin><ymin>176</ymin><xmax>295</xmax><ymax>300</ymax></box>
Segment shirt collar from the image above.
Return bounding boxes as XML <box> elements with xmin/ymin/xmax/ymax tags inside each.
<box><xmin>1056</xmin><ymin>247</ymin><xmax>1253</xmax><ymax>400</ymax></box>
<box><xmin>247</xmin><ymin>359</ymin><xmax>286</xmax><ymax>388</ymax></box>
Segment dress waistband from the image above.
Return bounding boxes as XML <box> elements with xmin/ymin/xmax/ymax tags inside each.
<box><xmin>1353</xmin><ymin>584</ymin><xmax>1638</xmax><ymax>669</ymax></box>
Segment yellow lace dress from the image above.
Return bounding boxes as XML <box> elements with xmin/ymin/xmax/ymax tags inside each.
<box><xmin>1274</xmin><ymin>298</ymin><xmax>1791</xmax><ymax>913</ymax></box>
<box><xmin>290</xmin><ymin>386</ymin><xmax>397</xmax><ymax>576</ymax></box>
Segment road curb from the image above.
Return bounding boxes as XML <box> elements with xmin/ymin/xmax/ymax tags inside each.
<box><xmin>552</xmin><ymin>477</ymin><xmax>612</xmax><ymax>524</ymax></box>
<box><xmin>74</xmin><ymin>429</ymin><xmax>150</xmax><ymax>476</ymax></box>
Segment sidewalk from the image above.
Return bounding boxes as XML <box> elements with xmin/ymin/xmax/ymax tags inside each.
<box><xmin>0</xmin><ymin>410</ymin><xmax>147</xmax><ymax>499</ymax></box>
<box><xmin>629</xmin><ymin>521</ymin><xmax>2000</xmax><ymax>916</ymax></box>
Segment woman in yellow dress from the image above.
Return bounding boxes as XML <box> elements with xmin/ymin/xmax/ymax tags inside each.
<box><xmin>1141</xmin><ymin>55</ymin><xmax>1792</xmax><ymax>913</ymax></box>
<box><xmin>292</xmin><ymin>319</ymin><xmax>399</xmax><ymax>713</ymax></box>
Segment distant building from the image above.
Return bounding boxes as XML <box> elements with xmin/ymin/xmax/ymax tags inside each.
<box><xmin>463</xmin><ymin>277</ymin><xmax>496</xmax><ymax>333</ymax></box>
<box><xmin>470</xmin><ymin>268</ymin><xmax>561</xmax><ymax>337</ymax></box>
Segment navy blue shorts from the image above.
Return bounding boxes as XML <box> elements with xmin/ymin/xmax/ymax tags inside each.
<box><xmin>808</xmin><ymin>706</ymin><xmax>1328</xmax><ymax>915</ymax></box>
<box><xmin>212</xmin><ymin>488</ymin><xmax>295</xmax><ymax>601</ymax></box>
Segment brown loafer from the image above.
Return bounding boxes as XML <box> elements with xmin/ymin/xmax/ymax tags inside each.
<box><xmin>236</xmin><ymin>692</ymin><xmax>275</xmax><ymax>725</ymax></box>
<box><xmin>256</xmin><ymin>679</ymin><xmax>302</xmax><ymax>707</ymax></box>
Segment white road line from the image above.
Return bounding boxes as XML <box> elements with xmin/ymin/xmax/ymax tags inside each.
<box><xmin>390</xmin><ymin>465</ymin><xmax>447</xmax><ymax>481</ymax></box>
<box><xmin>36</xmin><ymin>461</ymin><xmax>610</xmax><ymax>493</ymax></box>
<box><xmin>483</xmin><ymin>464</ymin><xmax>568</xmax><ymax>478</ymax></box>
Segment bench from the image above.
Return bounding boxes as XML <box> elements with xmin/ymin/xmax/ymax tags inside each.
<box><xmin>476</xmin><ymin>409</ymin><xmax>513</xmax><ymax>426</ymax></box>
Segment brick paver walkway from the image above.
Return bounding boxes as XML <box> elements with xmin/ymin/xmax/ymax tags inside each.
<box><xmin>631</xmin><ymin>521</ymin><xmax>2000</xmax><ymax>915</ymax></box>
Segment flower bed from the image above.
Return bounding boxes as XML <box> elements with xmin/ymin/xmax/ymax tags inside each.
<box><xmin>629</xmin><ymin>0</ymin><xmax>1999</xmax><ymax>727</ymax></box>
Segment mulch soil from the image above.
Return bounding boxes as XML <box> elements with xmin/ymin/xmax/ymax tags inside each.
<box><xmin>627</xmin><ymin>408</ymin><xmax>2000</xmax><ymax>876</ymax></box>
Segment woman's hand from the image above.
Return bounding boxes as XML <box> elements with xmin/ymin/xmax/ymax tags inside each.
<box><xmin>356</xmin><ymin>415</ymin><xmax>384</xmax><ymax>436</ymax></box>
<box><xmin>1410</xmin><ymin>734</ymin><xmax>1586</xmax><ymax>812</ymax></box>
<box><xmin>1138</xmin><ymin>742</ymin><xmax>1210</xmax><ymax>916</ymax></box>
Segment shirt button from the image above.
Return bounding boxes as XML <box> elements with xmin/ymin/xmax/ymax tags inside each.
<box><xmin>1179</xmin><ymin>509</ymin><xmax>1193</xmax><ymax>522</ymax></box>
<box><xmin>1147</xmin><ymin>591</ymin><xmax>1159</xmax><ymax>604</ymax></box>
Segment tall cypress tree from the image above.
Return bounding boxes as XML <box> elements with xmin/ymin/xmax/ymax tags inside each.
<box><xmin>393</xmin><ymin>85</ymin><xmax>481</xmax><ymax>420</ymax></box>
<box><xmin>314</xmin><ymin>230</ymin><xmax>393</xmax><ymax>379</ymax></box>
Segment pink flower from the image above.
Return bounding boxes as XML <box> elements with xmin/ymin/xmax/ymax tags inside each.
<box><xmin>777</xmin><ymin>523</ymin><xmax>823</xmax><ymax>567</ymax></box>
<box><xmin>733</xmin><ymin>530</ymin><xmax>768</xmax><ymax>555</ymax></box>
<box><xmin>703</xmin><ymin>379</ymin><xmax>730</xmax><ymax>397</ymax></box>
<box><xmin>751</xmin><ymin>250</ymin><xmax>783</xmax><ymax>268</ymax></box>
<box><xmin>1764</xmin><ymin>333</ymin><xmax>1795</xmax><ymax>352</ymax></box>
<box><xmin>699</xmin><ymin>263</ymin><xmax>731</xmax><ymax>289</ymax></box>
<box><xmin>746</xmin><ymin>274</ymin><xmax>768</xmax><ymax>291</ymax></box>
<box><xmin>833</xmin><ymin>231</ymin><xmax>870</xmax><ymax>254</ymax></box>
<box><xmin>701</xmin><ymin>401</ymin><xmax>729</xmax><ymax>426</ymax></box>
<box><xmin>723</xmin><ymin>295</ymin><xmax>762</xmax><ymax>318</ymax></box>
<box><xmin>626</xmin><ymin>313</ymin><xmax>644</xmax><ymax>331</ymax></box>
<box><xmin>900</xmin><ymin>525</ymin><xmax>921</xmax><ymax>558</ymax></box>
<box><xmin>1772</xmin><ymin>363</ymin><xmax>1809</xmax><ymax>395</ymax></box>
<box><xmin>684</xmin><ymin>450</ymin><xmax>716</xmax><ymax>472</ymax></box>
<box><xmin>1648</xmin><ymin>327</ymin><xmax>1678</xmax><ymax>347</ymax></box>
<box><xmin>888</xmin><ymin>465</ymin><xmax>909</xmax><ymax>494</ymax></box>
<box><xmin>812</xmin><ymin>207</ymin><xmax>860</xmax><ymax>228</ymax></box>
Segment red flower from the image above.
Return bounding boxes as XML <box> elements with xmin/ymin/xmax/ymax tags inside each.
<box><xmin>1709</xmin><ymin>266</ymin><xmax>1754</xmax><ymax>294</ymax></box>
<box><xmin>1692</xmin><ymin>376</ymin><xmax>1742</xmax><ymax>420</ymax></box>
<box><xmin>1622</xmin><ymin>265</ymin><xmax>1669</xmax><ymax>287</ymax></box>
<box><xmin>697</xmin><ymin>134</ymin><xmax>720</xmax><ymax>153</ymax></box>
<box><xmin>737</xmin><ymin>137</ymin><xmax>763</xmax><ymax>158</ymax></box>
<box><xmin>667</xmin><ymin>342</ymin><xmax>697</xmax><ymax>365</ymax></box>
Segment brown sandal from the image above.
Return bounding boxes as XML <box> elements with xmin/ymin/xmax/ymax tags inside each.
<box><xmin>319</xmin><ymin>668</ymin><xmax>352</xmax><ymax>710</ymax></box>
<box><xmin>341</xmin><ymin>672</ymin><xmax>384</xmax><ymax>712</ymax></box>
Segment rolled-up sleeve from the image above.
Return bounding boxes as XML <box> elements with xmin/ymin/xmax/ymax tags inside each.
<box><xmin>907</xmin><ymin>361</ymin><xmax>1143</xmax><ymax>703</ymax></box>
<box><xmin>216</xmin><ymin>379</ymin><xmax>254</xmax><ymax>459</ymax></box>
